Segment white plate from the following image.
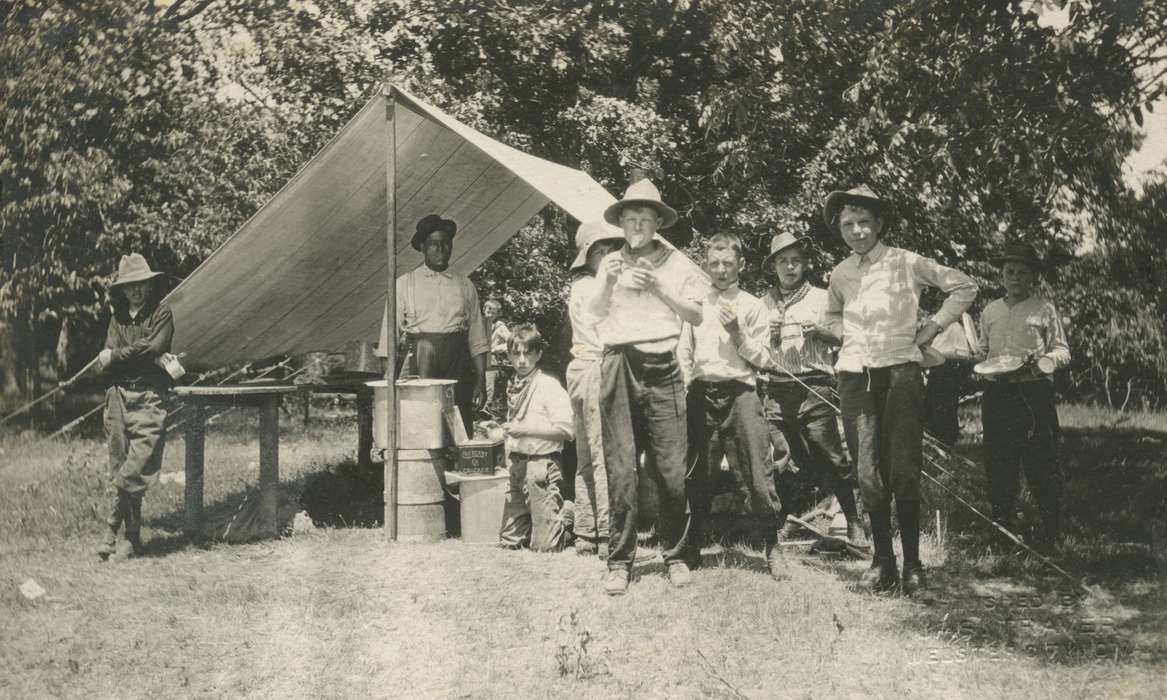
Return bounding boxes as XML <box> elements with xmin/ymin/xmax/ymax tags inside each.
<box><xmin>974</xmin><ymin>355</ymin><xmax>1025</xmax><ymax>376</ymax></box>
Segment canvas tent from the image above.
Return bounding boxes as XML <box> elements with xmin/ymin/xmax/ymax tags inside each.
<box><xmin>166</xmin><ymin>84</ymin><xmax>630</xmax><ymax>369</ymax></box>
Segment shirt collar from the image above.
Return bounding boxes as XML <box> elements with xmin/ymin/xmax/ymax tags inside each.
<box><xmin>857</xmin><ymin>241</ymin><xmax>887</xmax><ymax>266</ymax></box>
<box><xmin>420</xmin><ymin>266</ymin><xmax>452</xmax><ymax>279</ymax></box>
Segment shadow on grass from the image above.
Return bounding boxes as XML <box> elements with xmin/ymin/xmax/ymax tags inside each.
<box><xmin>865</xmin><ymin>421</ymin><xmax>1167</xmax><ymax>667</ymax></box>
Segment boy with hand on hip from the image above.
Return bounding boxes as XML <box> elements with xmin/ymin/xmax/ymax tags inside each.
<box><xmin>823</xmin><ymin>185</ymin><xmax>976</xmax><ymax>595</ymax></box>
<box><xmin>975</xmin><ymin>242</ymin><xmax>1070</xmax><ymax>551</ymax></box>
<box><xmin>677</xmin><ymin>233</ymin><xmax>789</xmax><ymax>580</ymax></box>
<box><xmin>498</xmin><ymin>324</ymin><xmax>576</xmax><ymax>552</ymax></box>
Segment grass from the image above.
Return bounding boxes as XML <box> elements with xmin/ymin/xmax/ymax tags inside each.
<box><xmin>1</xmin><ymin>401</ymin><xmax>1165</xmax><ymax>697</ymax></box>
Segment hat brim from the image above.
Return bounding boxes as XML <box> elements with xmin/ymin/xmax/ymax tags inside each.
<box><xmin>411</xmin><ymin>227</ymin><xmax>457</xmax><ymax>251</ymax></box>
<box><xmin>111</xmin><ymin>270</ymin><xmax>163</xmax><ymax>288</ymax></box>
<box><xmin>603</xmin><ymin>199</ymin><xmax>679</xmax><ymax>230</ymax></box>
<box><xmin>991</xmin><ymin>255</ymin><xmax>1043</xmax><ymax>271</ymax></box>
<box><xmin>822</xmin><ymin>191</ymin><xmax>894</xmax><ymax>230</ymax></box>
<box><xmin>569</xmin><ymin>235</ymin><xmax>626</xmax><ymax>271</ymax></box>
<box><xmin>762</xmin><ymin>237</ymin><xmax>808</xmax><ymax>273</ymax></box>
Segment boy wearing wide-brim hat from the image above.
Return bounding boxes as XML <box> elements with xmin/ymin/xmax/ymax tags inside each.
<box><xmin>565</xmin><ymin>219</ymin><xmax>624</xmax><ymax>557</ymax></box>
<box><xmin>590</xmin><ymin>179</ymin><xmax>707</xmax><ymax>594</ymax></box>
<box><xmin>758</xmin><ymin>232</ymin><xmax>865</xmax><ymax>547</ymax></box>
<box><xmin>823</xmin><ymin>185</ymin><xmax>977</xmax><ymax>595</ymax></box>
<box><xmin>377</xmin><ymin>213</ymin><xmax>489</xmax><ymax>435</ymax></box>
<box><xmin>975</xmin><ymin>242</ymin><xmax>1070</xmax><ymax>550</ymax></box>
<box><xmin>93</xmin><ymin>253</ymin><xmax>176</xmax><ymax>561</ymax></box>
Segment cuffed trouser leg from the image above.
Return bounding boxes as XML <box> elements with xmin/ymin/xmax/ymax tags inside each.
<box><xmin>567</xmin><ymin>359</ymin><xmax>608</xmax><ymax>545</ymax></box>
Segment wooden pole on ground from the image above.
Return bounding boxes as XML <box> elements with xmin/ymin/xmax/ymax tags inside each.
<box><xmin>383</xmin><ymin>83</ymin><xmax>399</xmax><ymax>541</ymax></box>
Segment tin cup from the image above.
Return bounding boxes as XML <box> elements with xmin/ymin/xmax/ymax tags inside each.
<box><xmin>157</xmin><ymin>353</ymin><xmax>186</xmax><ymax>380</ymax></box>
<box><xmin>1035</xmin><ymin>355</ymin><xmax>1056</xmax><ymax>375</ymax></box>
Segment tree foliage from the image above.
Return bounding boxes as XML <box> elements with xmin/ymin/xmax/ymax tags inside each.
<box><xmin>2</xmin><ymin>0</ymin><xmax>1164</xmax><ymax>400</ymax></box>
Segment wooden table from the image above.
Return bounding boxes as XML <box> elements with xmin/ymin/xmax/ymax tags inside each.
<box><xmin>298</xmin><ymin>375</ymin><xmax>379</xmax><ymax>469</ymax></box>
<box><xmin>174</xmin><ymin>384</ymin><xmax>300</xmax><ymax>541</ymax></box>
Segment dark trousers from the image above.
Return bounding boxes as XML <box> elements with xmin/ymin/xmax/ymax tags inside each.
<box><xmin>925</xmin><ymin>362</ymin><xmax>965</xmax><ymax>447</ymax></box>
<box><xmin>982</xmin><ymin>381</ymin><xmax>1062</xmax><ymax>531</ymax></box>
<box><xmin>600</xmin><ymin>346</ymin><xmax>688</xmax><ymax>570</ymax></box>
<box><xmin>410</xmin><ymin>331</ymin><xmax>476</xmax><ymax>434</ymax></box>
<box><xmin>683</xmin><ymin>379</ymin><xmax>781</xmax><ymax>558</ymax></box>
<box><xmin>838</xmin><ymin>364</ymin><xmax>924</xmax><ymax>512</ymax></box>
<box><xmin>760</xmin><ymin>374</ymin><xmax>853</xmax><ymax>491</ymax></box>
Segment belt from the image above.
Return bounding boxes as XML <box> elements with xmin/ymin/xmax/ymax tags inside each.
<box><xmin>509</xmin><ymin>451</ymin><xmax>561</xmax><ymax>461</ymax></box>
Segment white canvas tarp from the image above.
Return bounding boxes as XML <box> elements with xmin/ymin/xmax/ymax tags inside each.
<box><xmin>166</xmin><ymin>85</ymin><xmax>629</xmax><ymax>369</ymax></box>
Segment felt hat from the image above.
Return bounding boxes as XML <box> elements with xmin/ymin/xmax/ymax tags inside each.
<box><xmin>992</xmin><ymin>242</ymin><xmax>1044</xmax><ymax>272</ymax></box>
<box><xmin>569</xmin><ymin>219</ymin><xmax>625</xmax><ymax>272</ymax></box>
<box><xmin>762</xmin><ymin>232</ymin><xmax>809</xmax><ymax>272</ymax></box>
<box><xmin>110</xmin><ymin>253</ymin><xmax>163</xmax><ymax>288</ymax></box>
<box><xmin>822</xmin><ymin>184</ymin><xmax>894</xmax><ymax>231</ymax></box>
<box><xmin>410</xmin><ymin>214</ymin><xmax>458</xmax><ymax>251</ymax></box>
<box><xmin>603</xmin><ymin>179</ymin><xmax>678</xmax><ymax>230</ymax></box>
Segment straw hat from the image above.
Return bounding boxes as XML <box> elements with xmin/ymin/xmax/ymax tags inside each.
<box><xmin>411</xmin><ymin>214</ymin><xmax>458</xmax><ymax>251</ymax></box>
<box><xmin>822</xmin><ymin>184</ymin><xmax>894</xmax><ymax>231</ymax></box>
<box><xmin>569</xmin><ymin>219</ymin><xmax>625</xmax><ymax>272</ymax></box>
<box><xmin>603</xmin><ymin>179</ymin><xmax>678</xmax><ymax>230</ymax></box>
<box><xmin>110</xmin><ymin>254</ymin><xmax>163</xmax><ymax>288</ymax></box>
<box><xmin>762</xmin><ymin>232</ymin><xmax>808</xmax><ymax>272</ymax></box>
<box><xmin>991</xmin><ymin>242</ymin><xmax>1044</xmax><ymax>273</ymax></box>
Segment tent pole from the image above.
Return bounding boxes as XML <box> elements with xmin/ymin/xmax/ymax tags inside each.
<box><xmin>383</xmin><ymin>84</ymin><xmax>399</xmax><ymax>542</ymax></box>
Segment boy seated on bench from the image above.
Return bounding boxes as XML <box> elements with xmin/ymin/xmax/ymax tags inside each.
<box><xmin>498</xmin><ymin>324</ymin><xmax>575</xmax><ymax>551</ymax></box>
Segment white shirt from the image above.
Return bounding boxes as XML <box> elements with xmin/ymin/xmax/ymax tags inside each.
<box><xmin>506</xmin><ymin>371</ymin><xmax>574</xmax><ymax>456</ymax></box>
<box><xmin>676</xmin><ymin>285</ymin><xmax>769</xmax><ymax>386</ymax></box>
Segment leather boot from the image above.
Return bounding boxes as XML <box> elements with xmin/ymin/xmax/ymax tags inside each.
<box><xmin>112</xmin><ymin>491</ymin><xmax>143</xmax><ymax>561</ymax></box>
<box><xmin>902</xmin><ymin>560</ymin><xmax>927</xmax><ymax>596</ymax></box>
<box><xmin>861</xmin><ymin>509</ymin><xmax>898</xmax><ymax>592</ymax></box>
<box><xmin>765</xmin><ymin>542</ymin><xmax>791</xmax><ymax>581</ymax></box>
<box><xmin>95</xmin><ymin>489</ymin><xmax>122</xmax><ymax>560</ymax></box>
<box><xmin>898</xmin><ymin>501</ymin><xmax>925</xmax><ymax>595</ymax></box>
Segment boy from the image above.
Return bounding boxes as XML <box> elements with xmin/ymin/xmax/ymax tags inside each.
<box><xmin>824</xmin><ymin>185</ymin><xmax>976</xmax><ymax>595</ymax></box>
<box><xmin>976</xmin><ymin>242</ymin><xmax>1070</xmax><ymax>550</ymax></box>
<box><xmin>759</xmin><ymin>232</ymin><xmax>864</xmax><ymax>546</ymax></box>
<box><xmin>483</xmin><ymin>298</ymin><xmax>511</xmax><ymax>417</ymax></box>
<box><xmin>94</xmin><ymin>253</ymin><xmax>175</xmax><ymax>561</ymax></box>
<box><xmin>498</xmin><ymin>324</ymin><xmax>576</xmax><ymax>552</ymax></box>
<box><xmin>677</xmin><ymin>233</ymin><xmax>788</xmax><ymax>579</ymax></box>
<box><xmin>591</xmin><ymin>178</ymin><xmax>705</xmax><ymax>595</ymax></box>
<box><xmin>565</xmin><ymin>219</ymin><xmax>625</xmax><ymax>557</ymax></box>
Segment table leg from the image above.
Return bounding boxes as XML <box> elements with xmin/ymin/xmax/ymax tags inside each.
<box><xmin>357</xmin><ymin>388</ymin><xmax>374</xmax><ymax>469</ymax></box>
<box><xmin>184</xmin><ymin>402</ymin><xmax>206</xmax><ymax>542</ymax></box>
<box><xmin>259</xmin><ymin>396</ymin><xmax>280</xmax><ymax>537</ymax></box>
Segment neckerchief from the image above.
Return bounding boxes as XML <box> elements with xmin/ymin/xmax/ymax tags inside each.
<box><xmin>507</xmin><ymin>368</ymin><xmax>541</xmax><ymax>422</ymax></box>
<box><xmin>771</xmin><ymin>281</ymin><xmax>810</xmax><ymax>327</ymax></box>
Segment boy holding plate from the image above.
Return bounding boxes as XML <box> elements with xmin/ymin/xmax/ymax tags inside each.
<box><xmin>975</xmin><ymin>242</ymin><xmax>1071</xmax><ymax>550</ymax></box>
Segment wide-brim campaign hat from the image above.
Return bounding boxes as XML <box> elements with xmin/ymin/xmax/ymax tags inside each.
<box><xmin>603</xmin><ymin>178</ymin><xmax>679</xmax><ymax>230</ymax></box>
<box><xmin>992</xmin><ymin>242</ymin><xmax>1044</xmax><ymax>272</ymax></box>
<box><xmin>763</xmin><ymin>232</ymin><xmax>809</xmax><ymax>272</ymax></box>
<box><xmin>822</xmin><ymin>184</ymin><xmax>894</xmax><ymax>231</ymax></box>
<box><xmin>410</xmin><ymin>214</ymin><xmax>458</xmax><ymax>251</ymax></box>
<box><xmin>110</xmin><ymin>253</ymin><xmax>164</xmax><ymax>288</ymax></box>
<box><xmin>570</xmin><ymin>218</ymin><xmax>626</xmax><ymax>271</ymax></box>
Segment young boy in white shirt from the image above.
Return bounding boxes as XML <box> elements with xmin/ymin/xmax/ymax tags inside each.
<box><xmin>498</xmin><ymin>324</ymin><xmax>576</xmax><ymax>552</ymax></box>
<box><xmin>976</xmin><ymin>243</ymin><xmax>1071</xmax><ymax>551</ymax></box>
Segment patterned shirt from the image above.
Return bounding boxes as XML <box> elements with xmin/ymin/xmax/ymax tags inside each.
<box><xmin>761</xmin><ymin>284</ymin><xmax>836</xmax><ymax>377</ymax></box>
<box><xmin>568</xmin><ymin>274</ymin><xmax>605</xmax><ymax>361</ymax></box>
<box><xmin>594</xmin><ymin>244</ymin><xmax>707</xmax><ymax>352</ymax></box>
<box><xmin>826</xmin><ymin>242</ymin><xmax>977</xmax><ymax>373</ymax></box>
<box><xmin>676</xmin><ymin>285</ymin><xmax>770</xmax><ymax>387</ymax></box>
<box><xmin>376</xmin><ymin>266</ymin><xmax>489</xmax><ymax>357</ymax></box>
<box><xmin>976</xmin><ymin>295</ymin><xmax>1071</xmax><ymax>383</ymax></box>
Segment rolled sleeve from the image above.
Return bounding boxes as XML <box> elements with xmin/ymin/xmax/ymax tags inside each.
<box><xmin>914</xmin><ymin>256</ymin><xmax>977</xmax><ymax>330</ymax></box>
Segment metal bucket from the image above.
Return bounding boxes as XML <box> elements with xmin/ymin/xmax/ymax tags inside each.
<box><xmin>394</xmin><ymin>449</ymin><xmax>449</xmax><ymax>542</ymax></box>
<box><xmin>368</xmin><ymin>378</ymin><xmax>457</xmax><ymax>450</ymax></box>
<box><xmin>457</xmin><ymin>472</ymin><xmax>508</xmax><ymax>544</ymax></box>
